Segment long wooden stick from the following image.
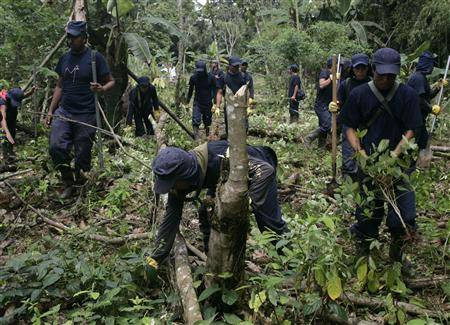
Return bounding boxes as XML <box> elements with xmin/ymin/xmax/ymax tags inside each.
<box><xmin>23</xmin><ymin>34</ymin><xmax>67</xmax><ymax>91</ymax></box>
<box><xmin>91</xmin><ymin>51</ymin><xmax>105</xmax><ymax>169</ymax></box>
<box><xmin>331</xmin><ymin>54</ymin><xmax>338</xmax><ymax>182</ymax></box>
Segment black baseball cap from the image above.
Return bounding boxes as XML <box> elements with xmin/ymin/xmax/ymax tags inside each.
<box><xmin>66</xmin><ymin>21</ymin><xmax>87</xmax><ymax>37</ymax></box>
<box><xmin>373</xmin><ymin>48</ymin><xmax>401</xmax><ymax>75</ymax></box>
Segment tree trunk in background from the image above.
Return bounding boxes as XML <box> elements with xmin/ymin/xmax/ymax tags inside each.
<box><xmin>174</xmin><ymin>0</ymin><xmax>185</xmax><ymax>111</ymax></box>
<box><xmin>206</xmin><ymin>85</ymin><xmax>249</xmax><ymax>289</ymax></box>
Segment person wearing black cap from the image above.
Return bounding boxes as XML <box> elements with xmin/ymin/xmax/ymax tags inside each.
<box><xmin>0</xmin><ymin>87</ymin><xmax>35</xmax><ymax>164</ymax></box>
<box><xmin>287</xmin><ymin>64</ymin><xmax>303</xmax><ymax>123</ymax></box>
<box><xmin>126</xmin><ymin>76</ymin><xmax>160</xmax><ymax>137</ymax></box>
<box><xmin>147</xmin><ymin>140</ymin><xmax>288</xmax><ymax>268</ymax></box>
<box><xmin>46</xmin><ymin>21</ymin><xmax>115</xmax><ymax>199</ymax></box>
<box><xmin>333</xmin><ymin>53</ymin><xmax>371</xmax><ymax>180</ymax></box>
<box><xmin>407</xmin><ymin>51</ymin><xmax>447</xmax><ymax>164</ymax></box>
<box><xmin>215</xmin><ymin>56</ymin><xmax>250</xmax><ymax>136</ymax></box>
<box><xmin>305</xmin><ymin>58</ymin><xmax>333</xmax><ymax>147</ymax></box>
<box><xmin>340</xmin><ymin>48</ymin><xmax>422</xmax><ymax>274</ymax></box>
<box><xmin>186</xmin><ymin>60</ymin><xmax>215</xmax><ymax>140</ymax></box>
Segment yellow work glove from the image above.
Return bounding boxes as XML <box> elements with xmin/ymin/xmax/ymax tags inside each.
<box><xmin>248</xmin><ymin>98</ymin><xmax>256</xmax><ymax>107</ymax></box>
<box><xmin>431</xmin><ymin>104</ymin><xmax>441</xmax><ymax>115</ymax></box>
<box><xmin>328</xmin><ymin>101</ymin><xmax>339</xmax><ymax>113</ymax></box>
<box><xmin>247</xmin><ymin>107</ymin><xmax>254</xmax><ymax>116</ymax></box>
<box><xmin>154</xmin><ymin>110</ymin><xmax>161</xmax><ymax>121</ymax></box>
<box><xmin>437</xmin><ymin>78</ymin><xmax>448</xmax><ymax>88</ymax></box>
<box><xmin>329</xmin><ymin>72</ymin><xmax>340</xmax><ymax>81</ymax></box>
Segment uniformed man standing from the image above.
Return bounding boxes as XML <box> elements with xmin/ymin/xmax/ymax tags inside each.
<box><xmin>146</xmin><ymin>140</ymin><xmax>288</xmax><ymax>268</ymax></box>
<box><xmin>186</xmin><ymin>60</ymin><xmax>215</xmax><ymax>140</ymax></box>
<box><xmin>340</xmin><ymin>48</ymin><xmax>422</xmax><ymax>274</ymax></box>
<box><xmin>46</xmin><ymin>21</ymin><xmax>115</xmax><ymax>199</ymax></box>
<box><xmin>240</xmin><ymin>60</ymin><xmax>254</xmax><ymax>102</ymax></box>
<box><xmin>126</xmin><ymin>76</ymin><xmax>160</xmax><ymax>137</ymax></box>
<box><xmin>287</xmin><ymin>64</ymin><xmax>303</xmax><ymax>123</ymax></box>
<box><xmin>332</xmin><ymin>53</ymin><xmax>371</xmax><ymax>180</ymax></box>
<box><xmin>305</xmin><ymin>58</ymin><xmax>333</xmax><ymax>147</ymax></box>
<box><xmin>406</xmin><ymin>51</ymin><xmax>446</xmax><ymax>164</ymax></box>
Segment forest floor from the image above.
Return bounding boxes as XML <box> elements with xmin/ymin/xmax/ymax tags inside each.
<box><xmin>0</xmin><ymin>77</ymin><xmax>449</xmax><ymax>324</ymax></box>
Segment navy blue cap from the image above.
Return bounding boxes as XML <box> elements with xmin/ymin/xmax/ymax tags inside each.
<box><xmin>351</xmin><ymin>53</ymin><xmax>369</xmax><ymax>67</ymax></box>
<box><xmin>195</xmin><ymin>60</ymin><xmax>207</xmax><ymax>72</ymax></box>
<box><xmin>228</xmin><ymin>56</ymin><xmax>242</xmax><ymax>67</ymax></box>
<box><xmin>152</xmin><ymin>147</ymin><xmax>199</xmax><ymax>194</ymax></box>
<box><xmin>7</xmin><ymin>88</ymin><xmax>24</xmax><ymax>108</ymax></box>
<box><xmin>416</xmin><ymin>51</ymin><xmax>437</xmax><ymax>74</ymax></box>
<box><xmin>66</xmin><ymin>21</ymin><xmax>87</xmax><ymax>37</ymax></box>
<box><xmin>137</xmin><ymin>76</ymin><xmax>150</xmax><ymax>86</ymax></box>
<box><xmin>373</xmin><ymin>48</ymin><xmax>401</xmax><ymax>75</ymax></box>
<box><xmin>326</xmin><ymin>58</ymin><xmax>333</xmax><ymax>68</ymax></box>
<box><xmin>241</xmin><ymin>59</ymin><xmax>248</xmax><ymax>66</ymax></box>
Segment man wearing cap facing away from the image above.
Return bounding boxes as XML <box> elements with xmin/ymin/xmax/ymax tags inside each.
<box><xmin>407</xmin><ymin>51</ymin><xmax>447</xmax><ymax>165</ymax></box>
<box><xmin>305</xmin><ymin>58</ymin><xmax>334</xmax><ymax>147</ymax></box>
<box><xmin>145</xmin><ymin>140</ymin><xmax>288</xmax><ymax>270</ymax></box>
<box><xmin>186</xmin><ymin>60</ymin><xmax>216</xmax><ymax>140</ymax></box>
<box><xmin>0</xmin><ymin>87</ymin><xmax>36</xmax><ymax>165</ymax></box>
<box><xmin>46</xmin><ymin>21</ymin><xmax>115</xmax><ymax>199</ymax></box>
<box><xmin>340</xmin><ymin>48</ymin><xmax>422</xmax><ymax>275</ymax></box>
<box><xmin>287</xmin><ymin>64</ymin><xmax>303</xmax><ymax>123</ymax></box>
<box><xmin>126</xmin><ymin>76</ymin><xmax>160</xmax><ymax>137</ymax></box>
<box><xmin>331</xmin><ymin>53</ymin><xmax>372</xmax><ymax>180</ymax></box>
<box><xmin>215</xmin><ymin>56</ymin><xmax>250</xmax><ymax>137</ymax></box>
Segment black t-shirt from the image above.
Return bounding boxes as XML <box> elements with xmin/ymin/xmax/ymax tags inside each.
<box><xmin>55</xmin><ymin>48</ymin><xmax>110</xmax><ymax>114</ymax></box>
<box><xmin>188</xmin><ymin>72</ymin><xmax>215</xmax><ymax>108</ymax></box>
<box><xmin>288</xmin><ymin>74</ymin><xmax>301</xmax><ymax>98</ymax></box>
<box><xmin>217</xmin><ymin>71</ymin><xmax>246</xmax><ymax>95</ymax></box>
<box><xmin>242</xmin><ymin>71</ymin><xmax>254</xmax><ymax>98</ymax></box>
<box><xmin>407</xmin><ymin>71</ymin><xmax>431</xmax><ymax>116</ymax></box>
<box><xmin>340</xmin><ymin>83</ymin><xmax>422</xmax><ymax>154</ymax></box>
<box><xmin>315</xmin><ymin>69</ymin><xmax>332</xmax><ymax>107</ymax></box>
<box><xmin>338</xmin><ymin>76</ymin><xmax>371</xmax><ymax>104</ymax></box>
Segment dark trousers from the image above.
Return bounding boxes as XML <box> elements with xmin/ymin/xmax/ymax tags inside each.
<box><xmin>341</xmin><ymin>125</ymin><xmax>357</xmax><ymax>177</ymax></box>
<box><xmin>314</xmin><ymin>102</ymin><xmax>331</xmax><ymax>134</ymax></box>
<box><xmin>192</xmin><ymin>102</ymin><xmax>212</xmax><ymax>128</ymax></box>
<box><xmin>351</xmin><ymin>171</ymin><xmax>417</xmax><ymax>240</ymax></box>
<box><xmin>416</xmin><ymin>117</ymin><xmax>428</xmax><ymax>150</ymax></box>
<box><xmin>49</xmin><ymin>108</ymin><xmax>97</xmax><ymax>178</ymax></box>
<box><xmin>289</xmin><ymin>100</ymin><xmax>299</xmax><ymax>120</ymax></box>
<box><xmin>134</xmin><ymin>109</ymin><xmax>154</xmax><ymax>136</ymax></box>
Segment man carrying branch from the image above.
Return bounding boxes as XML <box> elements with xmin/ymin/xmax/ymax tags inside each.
<box><xmin>340</xmin><ymin>48</ymin><xmax>422</xmax><ymax>275</ymax></box>
<box><xmin>46</xmin><ymin>21</ymin><xmax>115</xmax><ymax>199</ymax></box>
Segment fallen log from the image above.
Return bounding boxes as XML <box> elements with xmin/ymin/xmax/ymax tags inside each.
<box><xmin>405</xmin><ymin>276</ymin><xmax>449</xmax><ymax>289</ymax></box>
<box><xmin>87</xmin><ymin>232</ymin><xmax>150</xmax><ymax>244</ymax></box>
<box><xmin>431</xmin><ymin>145</ymin><xmax>450</xmax><ymax>153</ymax></box>
<box><xmin>248</xmin><ymin>128</ymin><xmax>303</xmax><ymax>143</ymax></box>
<box><xmin>0</xmin><ymin>169</ymin><xmax>33</xmax><ymax>182</ymax></box>
<box><xmin>344</xmin><ymin>292</ymin><xmax>447</xmax><ymax>318</ymax></box>
<box><xmin>174</xmin><ymin>233</ymin><xmax>203</xmax><ymax>325</ymax></box>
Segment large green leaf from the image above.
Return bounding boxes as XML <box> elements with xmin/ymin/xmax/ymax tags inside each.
<box><xmin>105</xmin><ymin>0</ymin><xmax>134</xmax><ymax>17</ymax></box>
<box><xmin>123</xmin><ymin>33</ymin><xmax>151</xmax><ymax>65</ymax></box>
<box><xmin>143</xmin><ymin>16</ymin><xmax>183</xmax><ymax>40</ymax></box>
<box><xmin>406</xmin><ymin>41</ymin><xmax>430</xmax><ymax>63</ymax></box>
<box><xmin>349</xmin><ymin>20</ymin><xmax>367</xmax><ymax>45</ymax></box>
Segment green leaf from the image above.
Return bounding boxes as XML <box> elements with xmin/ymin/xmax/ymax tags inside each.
<box><xmin>143</xmin><ymin>16</ymin><xmax>183</xmax><ymax>40</ymax></box>
<box><xmin>328</xmin><ymin>301</ymin><xmax>348</xmax><ymax>321</ymax></box>
<box><xmin>322</xmin><ymin>216</ymin><xmax>335</xmax><ymax>231</ymax></box>
<box><xmin>406</xmin><ymin>320</ymin><xmax>427</xmax><ymax>325</ymax></box>
<box><xmin>223</xmin><ymin>313</ymin><xmax>242</xmax><ymax>324</ymax></box>
<box><xmin>123</xmin><ymin>33</ymin><xmax>151</xmax><ymax>65</ymax></box>
<box><xmin>314</xmin><ymin>267</ymin><xmax>326</xmax><ymax>287</ymax></box>
<box><xmin>249</xmin><ymin>290</ymin><xmax>266</xmax><ymax>312</ymax></box>
<box><xmin>90</xmin><ymin>292</ymin><xmax>100</xmax><ymax>300</ymax></box>
<box><xmin>349</xmin><ymin>20</ymin><xmax>367</xmax><ymax>45</ymax></box>
<box><xmin>222</xmin><ymin>289</ymin><xmax>238</xmax><ymax>306</ymax></box>
<box><xmin>356</xmin><ymin>261</ymin><xmax>367</xmax><ymax>282</ymax></box>
<box><xmin>198</xmin><ymin>285</ymin><xmax>221</xmax><ymax>302</ymax></box>
<box><xmin>266</xmin><ymin>276</ymin><xmax>284</xmax><ymax>288</ymax></box>
<box><xmin>218</xmin><ymin>272</ymin><xmax>233</xmax><ymax>279</ymax></box>
<box><xmin>42</xmin><ymin>272</ymin><xmax>61</xmax><ymax>288</ymax></box>
<box><xmin>105</xmin><ymin>0</ymin><xmax>134</xmax><ymax>17</ymax></box>
<box><xmin>327</xmin><ymin>274</ymin><xmax>342</xmax><ymax>300</ymax></box>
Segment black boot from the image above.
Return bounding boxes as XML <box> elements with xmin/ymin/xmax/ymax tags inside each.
<box><xmin>193</xmin><ymin>126</ymin><xmax>200</xmax><ymax>141</ymax></box>
<box><xmin>74</xmin><ymin>170</ymin><xmax>87</xmax><ymax>186</ymax></box>
<box><xmin>304</xmin><ymin>128</ymin><xmax>321</xmax><ymax>147</ymax></box>
<box><xmin>60</xmin><ymin>168</ymin><xmax>75</xmax><ymax>200</ymax></box>
<box><xmin>389</xmin><ymin>236</ymin><xmax>414</xmax><ymax>277</ymax></box>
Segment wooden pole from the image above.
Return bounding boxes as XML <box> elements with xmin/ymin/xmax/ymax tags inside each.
<box><xmin>32</xmin><ymin>65</ymin><xmax>38</xmax><ymax>138</ymax></box>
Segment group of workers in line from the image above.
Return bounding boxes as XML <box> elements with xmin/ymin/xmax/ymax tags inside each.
<box><xmin>0</xmin><ymin>20</ymin><xmax>448</xmax><ymax>279</ymax></box>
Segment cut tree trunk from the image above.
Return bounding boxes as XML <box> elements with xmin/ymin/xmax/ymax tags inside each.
<box><xmin>206</xmin><ymin>85</ymin><xmax>249</xmax><ymax>289</ymax></box>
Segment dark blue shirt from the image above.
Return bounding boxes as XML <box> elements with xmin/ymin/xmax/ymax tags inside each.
<box><xmin>216</xmin><ymin>71</ymin><xmax>246</xmax><ymax>95</ymax></box>
<box><xmin>338</xmin><ymin>76</ymin><xmax>371</xmax><ymax>104</ymax></box>
<box><xmin>187</xmin><ymin>72</ymin><xmax>215</xmax><ymax>108</ymax></box>
<box><xmin>288</xmin><ymin>74</ymin><xmax>301</xmax><ymax>98</ymax></box>
<box><xmin>315</xmin><ymin>69</ymin><xmax>332</xmax><ymax>107</ymax></box>
<box><xmin>340</xmin><ymin>83</ymin><xmax>422</xmax><ymax>154</ymax></box>
<box><xmin>55</xmin><ymin>48</ymin><xmax>110</xmax><ymax>114</ymax></box>
<box><xmin>407</xmin><ymin>71</ymin><xmax>431</xmax><ymax>116</ymax></box>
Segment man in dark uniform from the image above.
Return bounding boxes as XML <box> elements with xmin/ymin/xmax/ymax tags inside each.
<box><xmin>240</xmin><ymin>60</ymin><xmax>254</xmax><ymax>102</ymax></box>
<box><xmin>406</xmin><ymin>51</ymin><xmax>446</xmax><ymax>164</ymax></box>
<box><xmin>46</xmin><ymin>21</ymin><xmax>115</xmax><ymax>199</ymax></box>
<box><xmin>334</xmin><ymin>54</ymin><xmax>371</xmax><ymax>180</ymax></box>
<box><xmin>305</xmin><ymin>58</ymin><xmax>333</xmax><ymax>147</ymax></box>
<box><xmin>216</xmin><ymin>56</ymin><xmax>249</xmax><ymax>135</ymax></box>
<box><xmin>0</xmin><ymin>87</ymin><xmax>35</xmax><ymax>164</ymax></box>
<box><xmin>287</xmin><ymin>64</ymin><xmax>303</xmax><ymax>123</ymax></box>
<box><xmin>340</xmin><ymin>48</ymin><xmax>422</xmax><ymax>273</ymax></box>
<box><xmin>210</xmin><ymin>60</ymin><xmax>224</xmax><ymax>100</ymax></box>
<box><xmin>186</xmin><ymin>60</ymin><xmax>215</xmax><ymax>140</ymax></box>
<box><xmin>147</xmin><ymin>140</ymin><xmax>288</xmax><ymax>268</ymax></box>
<box><xmin>126</xmin><ymin>76</ymin><xmax>160</xmax><ymax>137</ymax></box>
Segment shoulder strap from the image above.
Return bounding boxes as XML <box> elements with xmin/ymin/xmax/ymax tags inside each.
<box><xmin>189</xmin><ymin>143</ymin><xmax>209</xmax><ymax>199</ymax></box>
<box><xmin>364</xmin><ymin>81</ymin><xmax>400</xmax><ymax>128</ymax></box>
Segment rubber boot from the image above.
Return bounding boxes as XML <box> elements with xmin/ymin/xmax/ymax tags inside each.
<box><xmin>317</xmin><ymin>131</ymin><xmax>328</xmax><ymax>149</ymax></box>
<box><xmin>74</xmin><ymin>170</ymin><xmax>87</xmax><ymax>186</ymax></box>
<box><xmin>193</xmin><ymin>126</ymin><xmax>200</xmax><ymax>141</ymax></box>
<box><xmin>304</xmin><ymin>128</ymin><xmax>321</xmax><ymax>147</ymax></box>
<box><xmin>389</xmin><ymin>236</ymin><xmax>415</xmax><ymax>277</ymax></box>
<box><xmin>60</xmin><ymin>168</ymin><xmax>75</xmax><ymax>200</ymax></box>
